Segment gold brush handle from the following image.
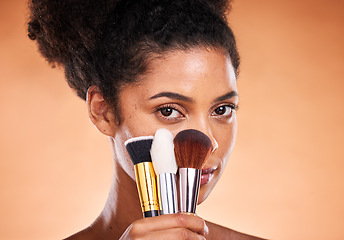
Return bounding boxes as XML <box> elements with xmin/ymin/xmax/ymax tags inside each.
<box><xmin>134</xmin><ymin>162</ymin><xmax>160</xmax><ymax>215</ymax></box>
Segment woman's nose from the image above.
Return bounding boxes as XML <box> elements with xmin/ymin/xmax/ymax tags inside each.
<box><xmin>206</xmin><ymin>131</ymin><xmax>218</xmax><ymax>154</ymax></box>
<box><xmin>186</xmin><ymin>118</ymin><xmax>218</xmax><ymax>154</ymax></box>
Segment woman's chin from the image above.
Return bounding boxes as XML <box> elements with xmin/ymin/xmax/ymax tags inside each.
<box><xmin>197</xmin><ymin>182</ymin><xmax>214</xmax><ymax>205</ymax></box>
<box><xmin>197</xmin><ymin>169</ymin><xmax>222</xmax><ymax>205</ymax></box>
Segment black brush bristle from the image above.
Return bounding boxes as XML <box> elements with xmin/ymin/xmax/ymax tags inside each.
<box><xmin>173</xmin><ymin>129</ymin><xmax>213</xmax><ymax>169</ymax></box>
<box><xmin>125</xmin><ymin>136</ymin><xmax>154</xmax><ymax>165</ymax></box>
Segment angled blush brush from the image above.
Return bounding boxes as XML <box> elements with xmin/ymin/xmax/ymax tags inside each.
<box><xmin>125</xmin><ymin>136</ymin><xmax>159</xmax><ymax>218</ymax></box>
<box><xmin>151</xmin><ymin>128</ymin><xmax>179</xmax><ymax>215</ymax></box>
<box><xmin>173</xmin><ymin>129</ymin><xmax>213</xmax><ymax>214</ymax></box>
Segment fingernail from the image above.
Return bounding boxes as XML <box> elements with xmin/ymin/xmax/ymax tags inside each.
<box><xmin>204</xmin><ymin>223</ymin><xmax>209</xmax><ymax>235</ymax></box>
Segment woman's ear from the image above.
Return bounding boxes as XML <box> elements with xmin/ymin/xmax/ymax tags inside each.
<box><xmin>87</xmin><ymin>85</ymin><xmax>117</xmax><ymax>137</ymax></box>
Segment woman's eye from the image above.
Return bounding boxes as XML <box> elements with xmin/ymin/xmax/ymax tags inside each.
<box><xmin>160</xmin><ymin>108</ymin><xmax>176</xmax><ymax>117</ymax></box>
<box><xmin>155</xmin><ymin>105</ymin><xmax>185</xmax><ymax>122</ymax></box>
<box><xmin>212</xmin><ymin>105</ymin><xmax>236</xmax><ymax>117</ymax></box>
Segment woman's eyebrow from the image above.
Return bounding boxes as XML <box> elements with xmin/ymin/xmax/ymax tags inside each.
<box><xmin>149</xmin><ymin>91</ymin><xmax>193</xmax><ymax>102</ymax></box>
<box><xmin>212</xmin><ymin>91</ymin><xmax>238</xmax><ymax>103</ymax></box>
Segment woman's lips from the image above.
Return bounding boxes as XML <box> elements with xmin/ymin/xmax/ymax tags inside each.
<box><xmin>200</xmin><ymin>167</ymin><xmax>217</xmax><ymax>185</ymax></box>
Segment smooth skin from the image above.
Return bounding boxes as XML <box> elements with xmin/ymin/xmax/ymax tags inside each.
<box><xmin>65</xmin><ymin>48</ymin><xmax>264</xmax><ymax>240</ymax></box>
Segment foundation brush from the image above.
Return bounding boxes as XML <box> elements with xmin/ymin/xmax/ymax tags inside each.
<box><xmin>174</xmin><ymin>129</ymin><xmax>213</xmax><ymax>214</ymax></box>
<box><xmin>125</xmin><ymin>136</ymin><xmax>159</xmax><ymax>218</ymax></box>
<box><xmin>151</xmin><ymin>128</ymin><xmax>179</xmax><ymax>215</ymax></box>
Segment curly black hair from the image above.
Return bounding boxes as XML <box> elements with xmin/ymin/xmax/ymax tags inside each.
<box><xmin>28</xmin><ymin>0</ymin><xmax>240</xmax><ymax>123</ymax></box>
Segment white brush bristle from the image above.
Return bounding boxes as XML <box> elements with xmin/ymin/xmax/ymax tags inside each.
<box><xmin>151</xmin><ymin>128</ymin><xmax>177</xmax><ymax>174</ymax></box>
<box><xmin>124</xmin><ymin>136</ymin><xmax>154</xmax><ymax>147</ymax></box>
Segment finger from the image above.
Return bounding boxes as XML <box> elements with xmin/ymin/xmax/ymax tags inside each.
<box><xmin>140</xmin><ymin>227</ymin><xmax>207</xmax><ymax>240</ymax></box>
<box><xmin>131</xmin><ymin>213</ymin><xmax>208</xmax><ymax>235</ymax></box>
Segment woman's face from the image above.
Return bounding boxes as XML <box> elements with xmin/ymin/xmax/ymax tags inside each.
<box><xmin>111</xmin><ymin>48</ymin><xmax>238</xmax><ymax>203</ymax></box>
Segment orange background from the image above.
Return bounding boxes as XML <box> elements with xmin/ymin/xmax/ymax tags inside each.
<box><xmin>0</xmin><ymin>0</ymin><xmax>343</xmax><ymax>239</ymax></box>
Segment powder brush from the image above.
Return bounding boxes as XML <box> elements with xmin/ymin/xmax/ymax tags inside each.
<box><xmin>150</xmin><ymin>128</ymin><xmax>179</xmax><ymax>215</ymax></box>
<box><xmin>173</xmin><ymin>129</ymin><xmax>213</xmax><ymax>214</ymax></box>
<box><xmin>125</xmin><ymin>136</ymin><xmax>159</xmax><ymax>218</ymax></box>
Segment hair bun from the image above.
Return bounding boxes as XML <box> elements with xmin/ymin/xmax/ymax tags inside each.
<box><xmin>27</xmin><ymin>0</ymin><xmax>118</xmax><ymax>66</ymax></box>
<box><xmin>27</xmin><ymin>0</ymin><xmax>239</xmax><ymax>113</ymax></box>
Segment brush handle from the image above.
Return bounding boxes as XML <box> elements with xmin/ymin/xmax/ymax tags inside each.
<box><xmin>157</xmin><ymin>173</ymin><xmax>178</xmax><ymax>214</ymax></box>
<box><xmin>178</xmin><ymin>168</ymin><xmax>201</xmax><ymax>214</ymax></box>
<box><xmin>134</xmin><ymin>162</ymin><xmax>160</xmax><ymax>218</ymax></box>
<box><xmin>143</xmin><ymin>210</ymin><xmax>160</xmax><ymax>218</ymax></box>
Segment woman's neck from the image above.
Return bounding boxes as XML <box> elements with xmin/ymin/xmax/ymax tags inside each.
<box><xmin>65</xmin><ymin>157</ymin><xmax>142</xmax><ymax>240</ymax></box>
<box><xmin>94</xmin><ymin>160</ymin><xmax>143</xmax><ymax>239</ymax></box>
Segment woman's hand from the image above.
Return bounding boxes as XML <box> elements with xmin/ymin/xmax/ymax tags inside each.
<box><xmin>119</xmin><ymin>213</ymin><xmax>209</xmax><ymax>239</ymax></box>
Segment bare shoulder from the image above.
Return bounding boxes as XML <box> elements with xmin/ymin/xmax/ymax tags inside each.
<box><xmin>63</xmin><ymin>227</ymin><xmax>93</xmax><ymax>240</ymax></box>
<box><xmin>205</xmin><ymin>221</ymin><xmax>267</xmax><ymax>240</ymax></box>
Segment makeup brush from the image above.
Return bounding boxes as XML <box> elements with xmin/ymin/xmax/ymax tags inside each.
<box><xmin>173</xmin><ymin>129</ymin><xmax>213</xmax><ymax>214</ymax></box>
<box><xmin>125</xmin><ymin>136</ymin><xmax>159</xmax><ymax>218</ymax></box>
<box><xmin>151</xmin><ymin>128</ymin><xmax>179</xmax><ymax>215</ymax></box>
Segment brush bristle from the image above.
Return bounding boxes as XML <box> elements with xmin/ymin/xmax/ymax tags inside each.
<box><xmin>173</xmin><ymin>129</ymin><xmax>213</xmax><ymax>169</ymax></box>
<box><xmin>125</xmin><ymin>136</ymin><xmax>154</xmax><ymax>165</ymax></box>
<box><xmin>151</xmin><ymin>128</ymin><xmax>178</xmax><ymax>175</ymax></box>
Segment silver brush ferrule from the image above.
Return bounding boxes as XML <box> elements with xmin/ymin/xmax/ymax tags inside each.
<box><xmin>178</xmin><ymin>168</ymin><xmax>201</xmax><ymax>214</ymax></box>
<box><xmin>157</xmin><ymin>173</ymin><xmax>178</xmax><ymax>214</ymax></box>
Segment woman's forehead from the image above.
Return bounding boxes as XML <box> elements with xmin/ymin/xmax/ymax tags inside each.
<box><xmin>120</xmin><ymin>48</ymin><xmax>238</xmax><ymax>104</ymax></box>
<box><xmin>140</xmin><ymin>49</ymin><xmax>236</xmax><ymax>88</ymax></box>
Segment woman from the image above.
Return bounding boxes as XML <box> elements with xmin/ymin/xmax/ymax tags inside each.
<box><xmin>28</xmin><ymin>0</ymin><xmax>264</xmax><ymax>239</ymax></box>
